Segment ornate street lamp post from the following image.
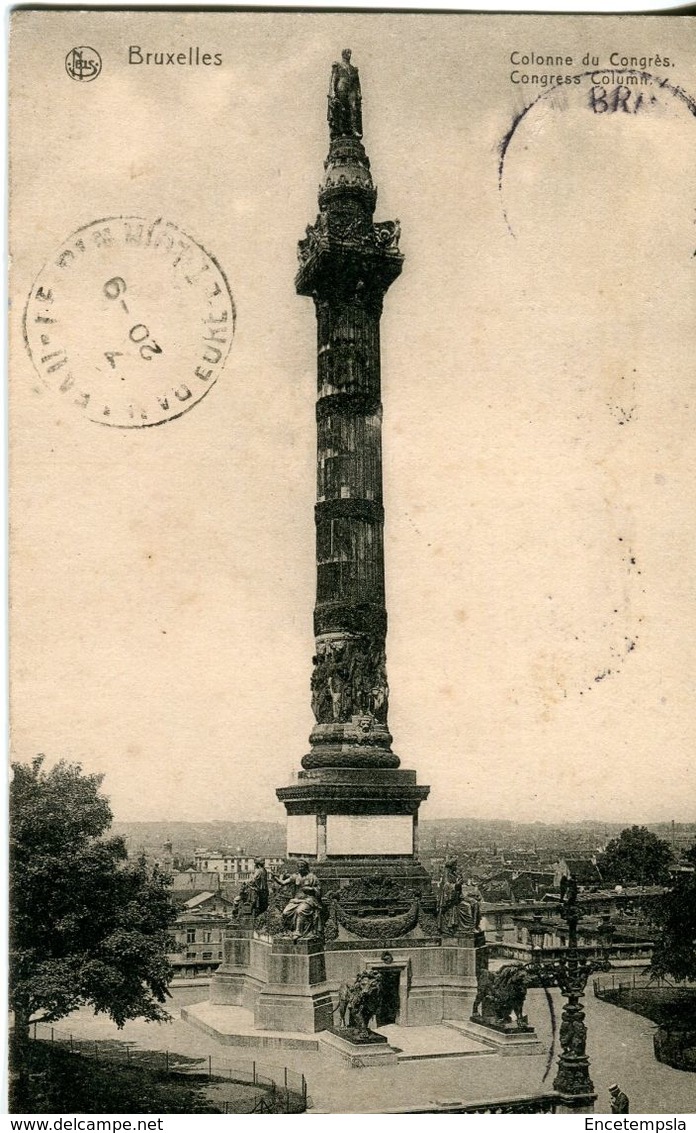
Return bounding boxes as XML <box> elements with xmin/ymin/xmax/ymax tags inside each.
<box><xmin>552</xmin><ymin>880</ymin><xmax>597</xmax><ymax>1113</ymax></box>
<box><xmin>528</xmin><ymin>912</ymin><xmax>546</xmax><ymax>982</ymax></box>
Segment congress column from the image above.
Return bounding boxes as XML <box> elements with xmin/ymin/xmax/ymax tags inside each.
<box><xmin>277</xmin><ymin>50</ymin><xmax>429</xmax><ymax>886</ymax></box>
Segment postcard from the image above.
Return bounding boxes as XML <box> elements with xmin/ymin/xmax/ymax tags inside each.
<box><xmin>8</xmin><ymin>9</ymin><xmax>696</xmax><ymax>1117</ymax></box>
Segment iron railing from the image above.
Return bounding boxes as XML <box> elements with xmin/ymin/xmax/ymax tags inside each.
<box><xmin>27</xmin><ymin>1021</ymin><xmax>307</xmax><ymax>1114</ymax></box>
<box><xmin>592</xmin><ymin>972</ymin><xmax>689</xmax><ymax>996</ymax></box>
<box><xmin>491</xmin><ymin>941</ymin><xmax>653</xmax><ymax>963</ymax></box>
<box><xmin>391</xmin><ymin>1093</ymin><xmax>560</xmax><ymax>1114</ymax></box>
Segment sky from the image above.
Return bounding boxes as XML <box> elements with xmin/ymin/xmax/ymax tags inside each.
<box><xmin>9</xmin><ymin>11</ymin><xmax>696</xmax><ymax>826</ymax></box>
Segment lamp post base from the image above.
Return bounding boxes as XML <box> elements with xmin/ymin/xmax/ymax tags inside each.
<box><xmin>555</xmin><ymin>1093</ymin><xmax>597</xmax><ymax>1114</ymax></box>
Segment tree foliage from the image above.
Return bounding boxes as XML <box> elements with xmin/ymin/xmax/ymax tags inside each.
<box><xmin>650</xmin><ymin>843</ymin><xmax>696</xmax><ymax>984</ymax></box>
<box><xmin>600</xmin><ymin>825</ymin><xmax>673</xmax><ymax>886</ymax></box>
<box><xmin>10</xmin><ymin>756</ymin><xmax>177</xmax><ymax>1039</ymax></box>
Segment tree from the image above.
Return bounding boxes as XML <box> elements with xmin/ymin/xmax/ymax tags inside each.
<box><xmin>10</xmin><ymin>756</ymin><xmax>177</xmax><ymax>1042</ymax></box>
<box><xmin>600</xmin><ymin>825</ymin><xmax>673</xmax><ymax>886</ymax></box>
<box><xmin>649</xmin><ymin>843</ymin><xmax>696</xmax><ymax>983</ymax></box>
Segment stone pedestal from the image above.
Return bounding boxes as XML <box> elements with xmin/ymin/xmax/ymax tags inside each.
<box><xmin>255</xmin><ymin>938</ymin><xmax>334</xmax><ymax>1034</ymax></box>
<box><xmin>209</xmin><ymin>929</ymin><xmax>250</xmax><ymax>1008</ymax></box>
<box><xmin>469</xmin><ymin>1014</ymin><xmax>536</xmax><ymax>1035</ymax></box>
<box><xmin>211</xmin><ymin>933</ymin><xmax>333</xmax><ymax>1034</ymax></box>
<box><xmin>319</xmin><ymin>1029</ymin><xmax>398</xmax><ymax>1067</ymax></box>
<box><xmin>210</xmin><ymin>928</ymin><xmax>268</xmax><ymax>1015</ymax></box>
<box><xmin>446</xmin><ymin>1017</ymin><xmax>543</xmax><ymax>1056</ymax></box>
<box><xmin>278</xmin><ymin>767</ymin><xmax>430</xmax><ymax>890</ymax></box>
<box><xmin>210</xmin><ymin>925</ymin><xmax>487</xmax><ymax>1037</ymax></box>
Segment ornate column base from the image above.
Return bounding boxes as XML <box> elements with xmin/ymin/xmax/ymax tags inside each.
<box><xmin>555</xmin><ymin>1093</ymin><xmax>597</xmax><ymax>1114</ymax></box>
<box><xmin>553</xmin><ymin>1054</ymin><xmax>596</xmax><ymax>1107</ymax></box>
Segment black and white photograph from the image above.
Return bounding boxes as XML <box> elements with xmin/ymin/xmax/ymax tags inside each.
<box><xmin>8</xmin><ymin>9</ymin><xmax>696</xmax><ymax>1116</ymax></box>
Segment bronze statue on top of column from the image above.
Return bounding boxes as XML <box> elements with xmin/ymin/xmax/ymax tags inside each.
<box><xmin>328</xmin><ymin>48</ymin><xmax>363</xmax><ymax>139</ymax></box>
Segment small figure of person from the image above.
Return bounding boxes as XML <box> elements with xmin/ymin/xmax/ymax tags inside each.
<box><xmin>349</xmin><ymin>645</ymin><xmax>371</xmax><ymax>716</ymax></box>
<box><xmin>311</xmin><ymin>654</ymin><xmax>332</xmax><ymax>723</ymax></box>
<box><xmin>370</xmin><ymin>649</ymin><xmax>389</xmax><ymax>723</ymax></box>
<box><xmin>609</xmin><ymin>1084</ymin><xmax>629</xmax><ymax>1114</ymax></box>
<box><xmin>249</xmin><ymin>858</ymin><xmax>269</xmax><ymax>918</ymax></box>
<box><xmin>327</xmin><ymin>648</ymin><xmax>351</xmax><ymax>722</ymax></box>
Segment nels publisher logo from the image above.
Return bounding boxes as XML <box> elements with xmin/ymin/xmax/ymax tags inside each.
<box><xmin>65</xmin><ymin>46</ymin><xmax>102</xmax><ymax>82</ymax></box>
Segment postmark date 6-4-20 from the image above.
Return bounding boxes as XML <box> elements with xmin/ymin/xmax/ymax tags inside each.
<box><xmin>24</xmin><ymin>217</ymin><xmax>236</xmax><ymax>429</ymax></box>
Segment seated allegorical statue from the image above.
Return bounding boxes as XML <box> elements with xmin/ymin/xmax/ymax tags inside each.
<box><xmin>272</xmin><ymin>859</ymin><xmax>325</xmax><ymax>941</ymax></box>
<box><xmin>437</xmin><ymin>856</ymin><xmax>481</xmax><ymax>934</ymax></box>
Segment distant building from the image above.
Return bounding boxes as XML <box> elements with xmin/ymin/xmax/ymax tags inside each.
<box><xmin>168</xmin><ymin>891</ymin><xmax>236</xmax><ymax>979</ymax></box>
<box><xmin>508</xmin><ymin>871</ymin><xmax>555</xmax><ymax>901</ymax></box>
<box><xmin>553</xmin><ymin>856</ymin><xmax>603</xmax><ymax>889</ymax></box>
<box><xmin>477</xmin><ymin>870</ymin><xmax>514</xmax><ymax>902</ymax></box>
<box><xmin>171</xmin><ymin>870</ymin><xmax>230</xmax><ymax>893</ymax></box>
<box><xmin>502</xmin><ymin>850</ymin><xmax>541</xmax><ymax>871</ymax></box>
<box><xmin>192</xmin><ymin>848</ymin><xmax>284</xmax><ymax>880</ymax></box>
<box><xmin>481</xmin><ymin>885</ymin><xmax>662</xmax><ymax>962</ymax></box>
<box><xmin>178</xmin><ymin>891</ymin><xmax>234</xmax><ymax>916</ymax></box>
<box><xmin>171</xmin><ymin>853</ymin><xmax>284</xmax><ymax>897</ymax></box>
<box><xmin>670</xmin><ymin>858</ymin><xmax>696</xmax><ymax>875</ymax></box>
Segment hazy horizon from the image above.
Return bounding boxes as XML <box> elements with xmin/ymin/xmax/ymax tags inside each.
<box><xmin>107</xmin><ymin>810</ymin><xmax>693</xmax><ymax>831</ymax></box>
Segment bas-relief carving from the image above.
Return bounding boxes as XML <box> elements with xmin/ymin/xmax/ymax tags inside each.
<box><xmin>297</xmin><ymin>214</ymin><xmax>402</xmax><ymax>265</ymax></box>
<box><xmin>310</xmin><ymin>636</ymin><xmax>388</xmax><ymax>726</ymax></box>
<box><xmin>560</xmin><ymin>1010</ymin><xmax>587</xmax><ymax>1056</ymax></box>
<box><xmin>250</xmin><ymin>865</ymin><xmax>424</xmax><ymax>944</ymax></box>
<box><xmin>372</xmin><ymin>219</ymin><xmax>401</xmax><ymax>251</ymax></box>
<box><xmin>335</xmin><ymin>900</ymin><xmax>419</xmax><ymax>940</ymax></box>
<box><xmin>245</xmin><ymin>868</ymin><xmax>467</xmax><ymax>946</ymax></box>
<box><xmin>297</xmin><ymin>213</ymin><xmax>328</xmax><ymax>264</ymax></box>
<box><xmin>332</xmin><ymin>875</ymin><xmax>418</xmax><ymax>940</ymax></box>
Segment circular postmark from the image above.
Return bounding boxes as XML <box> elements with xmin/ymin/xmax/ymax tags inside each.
<box><xmin>65</xmin><ymin>47</ymin><xmax>102</xmax><ymax>82</ymax></box>
<box><xmin>498</xmin><ymin>69</ymin><xmax>696</xmax><ymax>237</ymax></box>
<box><xmin>24</xmin><ymin>217</ymin><xmax>236</xmax><ymax>427</ymax></box>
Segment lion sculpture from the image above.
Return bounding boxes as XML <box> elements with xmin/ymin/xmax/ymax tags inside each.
<box><xmin>335</xmin><ymin>969</ymin><xmax>384</xmax><ymax>1040</ymax></box>
<box><xmin>472</xmin><ymin>964</ymin><xmax>529</xmax><ymax>1029</ymax></box>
